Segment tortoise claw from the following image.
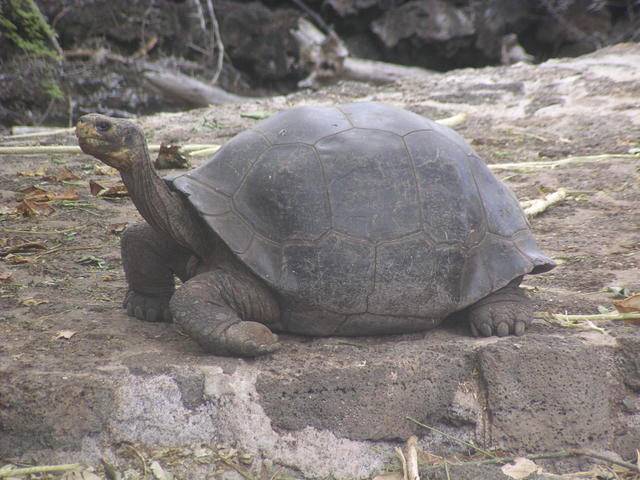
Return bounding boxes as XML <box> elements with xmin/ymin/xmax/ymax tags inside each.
<box><xmin>496</xmin><ymin>322</ymin><xmax>509</xmax><ymax>337</ymax></box>
<box><xmin>221</xmin><ymin>321</ymin><xmax>281</xmax><ymax>357</ymax></box>
<box><xmin>467</xmin><ymin>281</ymin><xmax>533</xmax><ymax>338</ymax></box>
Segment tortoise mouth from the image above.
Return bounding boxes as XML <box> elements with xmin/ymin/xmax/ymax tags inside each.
<box><xmin>76</xmin><ymin>121</ymin><xmax>114</xmax><ymax>154</ymax></box>
<box><xmin>79</xmin><ymin>136</ymin><xmax>108</xmax><ymax>147</ymax></box>
<box><xmin>77</xmin><ymin>135</ymin><xmax>112</xmax><ymax>158</ymax></box>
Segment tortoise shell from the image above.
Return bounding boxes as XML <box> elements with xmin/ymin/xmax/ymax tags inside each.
<box><xmin>172</xmin><ymin>102</ymin><xmax>554</xmax><ymax>334</ymax></box>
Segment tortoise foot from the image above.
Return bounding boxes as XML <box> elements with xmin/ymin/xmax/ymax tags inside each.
<box><xmin>219</xmin><ymin>321</ymin><xmax>281</xmax><ymax>357</ymax></box>
<box><xmin>183</xmin><ymin>318</ymin><xmax>281</xmax><ymax>357</ymax></box>
<box><xmin>467</xmin><ymin>282</ymin><xmax>532</xmax><ymax>337</ymax></box>
<box><xmin>124</xmin><ymin>290</ymin><xmax>172</xmax><ymax>323</ymax></box>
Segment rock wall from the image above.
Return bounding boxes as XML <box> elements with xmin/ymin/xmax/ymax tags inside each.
<box><xmin>1</xmin><ymin>0</ymin><xmax>638</xmax><ymax>126</ymax></box>
<box><xmin>1</xmin><ymin>327</ymin><xmax>639</xmax><ymax>478</ymax></box>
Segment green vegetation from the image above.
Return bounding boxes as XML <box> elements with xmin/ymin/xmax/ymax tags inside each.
<box><xmin>0</xmin><ymin>0</ymin><xmax>64</xmax><ymax>104</ymax></box>
<box><xmin>0</xmin><ymin>0</ymin><xmax>61</xmax><ymax>61</ymax></box>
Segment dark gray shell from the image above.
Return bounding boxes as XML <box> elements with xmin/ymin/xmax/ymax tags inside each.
<box><xmin>172</xmin><ymin>102</ymin><xmax>554</xmax><ymax>328</ymax></box>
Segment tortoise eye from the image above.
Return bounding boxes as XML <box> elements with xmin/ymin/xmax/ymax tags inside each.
<box><xmin>96</xmin><ymin>120</ymin><xmax>111</xmax><ymax>132</ymax></box>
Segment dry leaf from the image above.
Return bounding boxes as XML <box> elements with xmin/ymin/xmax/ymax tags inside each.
<box><xmin>102</xmin><ymin>275</ymin><xmax>114</xmax><ymax>281</ymax></box>
<box><xmin>100</xmin><ymin>184</ymin><xmax>128</xmax><ymax>197</ymax></box>
<box><xmin>613</xmin><ymin>293</ymin><xmax>640</xmax><ymax>314</ymax></box>
<box><xmin>89</xmin><ymin>180</ymin><xmax>128</xmax><ymax>197</ymax></box>
<box><xmin>95</xmin><ymin>165</ymin><xmax>118</xmax><ymax>175</ymax></box>
<box><xmin>56</xmin><ymin>165</ymin><xmax>80</xmax><ymax>181</ymax></box>
<box><xmin>0</xmin><ymin>241</ymin><xmax>47</xmax><ymax>256</ymax></box>
<box><xmin>55</xmin><ymin>330</ymin><xmax>77</xmax><ymax>340</ymax></box>
<box><xmin>6</xmin><ymin>255</ymin><xmax>39</xmax><ymax>264</ymax></box>
<box><xmin>0</xmin><ymin>204</ymin><xmax>15</xmax><ymax>215</ymax></box>
<box><xmin>16</xmin><ymin>185</ymin><xmax>77</xmax><ymax>207</ymax></box>
<box><xmin>20</xmin><ymin>185</ymin><xmax>52</xmax><ymax>200</ymax></box>
<box><xmin>21</xmin><ymin>298</ymin><xmax>49</xmax><ymax>306</ymax></box>
<box><xmin>17</xmin><ymin>167</ymin><xmax>47</xmax><ymax>177</ymax></box>
<box><xmin>45</xmin><ymin>166</ymin><xmax>79</xmax><ymax>182</ymax></box>
<box><xmin>0</xmin><ymin>272</ymin><xmax>13</xmax><ymax>282</ymax></box>
<box><xmin>89</xmin><ymin>179</ymin><xmax>105</xmax><ymax>196</ymax></box>
<box><xmin>109</xmin><ymin>222</ymin><xmax>128</xmax><ymax>234</ymax></box>
<box><xmin>54</xmin><ymin>186</ymin><xmax>80</xmax><ymax>201</ymax></box>
<box><xmin>149</xmin><ymin>460</ymin><xmax>175</xmax><ymax>480</ymax></box>
<box><xmin>501</xmin><ymin>457</ymin><xmax>539</xmax><ymax>479</ymax></box>
<box><xmin>372</xmin><ymin>472</ymin><xmax>403</xmax><ymax>480</ymax></box>
<box><xmin>16</xmin><ymin>199</ymin><xmax>55</xmax><ymax>216</ymax></box>
<box><xmin>61</xmin><ymin>469</ymin><xmax>102</xmax><ymax>480</ymax></box>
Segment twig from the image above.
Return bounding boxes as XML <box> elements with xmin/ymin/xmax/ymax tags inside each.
<box><xmin>3</xmin><ymin>226</ymin><xmax>86</xmax><ymax>234</ymax></box>
<box><xmin>0</xmin><ymin>146</ymin><xmax>84</xmax><ymax>154</ymax></box>
<box><xmin>455</xmin><ymin>449</ymin><xmax>640</xmax><ymax>473</ymax></box>
<box><xmin>205</xmin><ymin>0</ymin><xmax>224</xmax><ymax>84</ymax></box>
<box><xmin>406</xmin><ymin>417</ymin><xmax>496</xmax><ymax>458</ymax></box>
<box><xmin>487</xmin><ymin>154</ymin><xmax>638</xmax><ymax>171</ymax></box>
<box><xmin>217</xmin><ymin>456</ymin><xmax>256</xmax><ymax>480</ymax></box>
<box><xmin>539</xmin><ymin>311</ymin><xmax>640</xmax><ymax>322</ymax></box>
<box><xmin>435</xmin><ymin>113</ymin><xmax>468</xmax><ymax>128</ymax></box>
<box><xmin>123</xmin><ymin>443</ymin><xmax>148</xmax><ymax>475</ymax></box>
<box><xmin>189</xmin><ymin>147</ymin><xmax>221</xmax><ymax>157</ymax></box>
<box><xmin>0</xmin><ymin>144</ymin><xmax>220</xmax><ymax>156</ymax></box>
<box><xmin>3</xmin><ymin>127</ymin><xmax>74</xmax><ymax>140</ymax></box>
<box><xmin>0</xmin><ymin>463</ymin><xmax>81</xmax><ymax>477</ymax></box>
<box><xmin>35</xmin><ymin>243</ymin><xmax>110</xmax><ymax>259</ymax></box>
<box><xmin>570</xmin><ymin>448</ymin><xmax>640</xmax><ymax>472</ymax></box>
<box><xmin>406</xmin><ymin>436</ymin><xmax>420</xmax><ymax>480</ymax></box>
<box><xmin>523</xmin><ymin>188</ymin><xmax>566</xmax><ymax>218</ymax></box>
<box><xmin>395</xmin><ymin>447</ymin><xmax>408</xmax><ymax>480</ymax></box>
<box><xmin>459</xmin><ymin>450</ymin><xmax>575</xmax><ymax>466</ymax></box>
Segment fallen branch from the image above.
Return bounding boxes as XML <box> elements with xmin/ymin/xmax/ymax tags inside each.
<box><xmin>143</xmin><ymin>70</ymin><xmax>250</xmax><ymax>107</ymax></box>
<box><xmin>435</xmin><ymin>113</ymin><xmax>468</xmax><ymax>128</ymax></box>
<box><xmin>293</xmin><ymin>18</ymin><xmax>432</xmax><ymax>88</ymax></box>
<box><xmin>522</xmin><ymin>188</ymin><xmax>566</xmax><ymax>218</ymax></box>
<box><xmin>487</xmin><ymin>153</ymin><xmax>639</xmax><ymax>171</ymax></box>
<box><xmin>539</xmin><ymin>311</ymin><xmax>640</xmax><ymax>323</ymax></box>
<box><xmin>0</xmin><ymin>144</ymin><xmax>220</xmax><ymax>156</ymax></box>
<box><xmin>0</xmin><ymin>463</ymin><xmax>81</xmax><ymax>477</ymax></box>
<box><xmin>406</xmin><ymin>436</ymin><xmax>420</xmax><ymax>480</ymax></box>
<box><xmin>395</xmin><ymin>446</ymin><xmax>408</xmax><ymax>480</ymax></box>
<box><xmin>4</xmin><ymin>127</ymin><xmax>74</xmax><ymax>140</ymax></box>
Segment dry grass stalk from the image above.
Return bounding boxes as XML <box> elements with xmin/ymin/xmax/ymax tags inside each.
<box><xmin>522</xmin><ymin>188</ymin><xmax>567</xmax><ymax>218</ymax></box>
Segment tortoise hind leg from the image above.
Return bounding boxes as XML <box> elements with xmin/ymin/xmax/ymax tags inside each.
<box><xmin>121</xmin><ymin>222</ymin><xmax>192</xmax><ymax>322</ymax></box>
<box><xmin>170</xmin><ymin>270</ymin><xmax>281</xmax><ymax>357</ymax></box>
<box><xmin>467</xmin><ymin>276</ymin><xmax>532</xmax><ymax>337</ymax></box>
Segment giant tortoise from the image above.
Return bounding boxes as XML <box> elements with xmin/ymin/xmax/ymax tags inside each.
<box><xmin>76</xmin><ymin>102</ymin><xmax>555</xmax><ymax>357</ymax></box>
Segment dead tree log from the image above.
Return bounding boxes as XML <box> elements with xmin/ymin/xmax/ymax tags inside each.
<box><xmin>292</xmin><ymin>18</ymin><xmax>433</xmax><ymax>88</ymax></box>
<box><xmin>143</xmin><ymin>68</ymin><xmax>251</xmax><ymax>107</ymax></box>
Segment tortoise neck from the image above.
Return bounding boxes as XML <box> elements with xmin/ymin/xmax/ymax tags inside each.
<box><xmin>120</xmin><ymin>146</ymin><xmax>170</xmax><ymax>232</ymax></box>
<box><xmin>120</xmin><ymin>146</ymin><xmax>210</xmax><ymax>259</ymax></box>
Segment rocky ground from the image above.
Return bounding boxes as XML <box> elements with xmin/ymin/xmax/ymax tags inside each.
<box><xmin>0</xmin><ymin>43</ymin><xmax>639</xmax><ymax>479</ymax></box>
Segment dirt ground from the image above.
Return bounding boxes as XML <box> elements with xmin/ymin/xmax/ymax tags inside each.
<box><xmin>1</xmin><ymin>43</ymin><xmax>639</xmax><ymax>478</ymax></box>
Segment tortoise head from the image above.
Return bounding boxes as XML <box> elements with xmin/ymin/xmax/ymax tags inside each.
<box><xmin>76</xmin><ymin>114</ymin><xmax>146</xmax><ymax>171</ymax></box>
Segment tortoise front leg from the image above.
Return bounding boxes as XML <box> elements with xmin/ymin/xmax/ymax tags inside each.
<box><xmin>170</xmin><ymin>269</ymin><xmax>281</xmax><ymax>357</ymax></box>
<box><xmin>121</xmin><ymin>222</ymin><xmax>192</xmax><ymax>322</ymax></box>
